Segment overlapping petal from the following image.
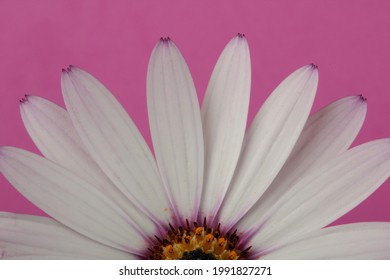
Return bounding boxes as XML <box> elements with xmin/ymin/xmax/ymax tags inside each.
<box><xmin>261</xmin><ymin>223</ymin><xmax>390</xmax><ymax>259</ymax></box>
<box><xmin>200</xmin><ymin>34</ymin><xmax>251</xmax><ymax>223</ymax></box>
<box><xmin>61</xmin><ymin>67</ymin><xmax>171</xmax><ymax>225</ymax></box>
<box><xmin>147</xmin><ymin>38</ymin><xmax>203</xmax><ymax>223</ymax></box>
<box><xmin>248</xmin><ymin>139</ymin><xmax>390</xmax><ymax>253</ymax></box>
<box><xmin>20</xmin><ymin>95</ymin><xmax>112</xmax><ymax>191</ymax></box>
<box><xmin>0</xmin><ymin>147</ymin><xmax>153</xmax><ymax>255</ymax></box>
<box><xmin>237</xmin><ymin>95</ymin><xmax>367</xmax><ymax>234</ymax></box>
<box><xmin>20</xmin><ymin>96</ymin><xmax>151</xmax><ymax>230</ymax></box>
<box><xmin>0</xmin><ymin>212</ymin><xmax>135</xmax><ymax>259</ymax></box>
<box><xmin>219</xmin><ymin>65</ymin><xmax>318</xmax><ymax>228</ymax></box>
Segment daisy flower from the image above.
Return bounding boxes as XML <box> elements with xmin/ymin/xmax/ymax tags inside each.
<box><xmin>0</xmin><ymin>34</ymin><xmax>389</xmax><ymax>260</ymax></box>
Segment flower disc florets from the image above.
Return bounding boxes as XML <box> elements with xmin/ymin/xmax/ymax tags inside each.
<box><xmin>147</xmin><ymin>218</ymin><xmax>251</xmax><ymax>260</ymax></box>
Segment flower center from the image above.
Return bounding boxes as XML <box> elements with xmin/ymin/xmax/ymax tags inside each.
<box><xmin>147</xmin><ymin>219</ymin><xmax>250</xmax><ymax>260</ymax></box>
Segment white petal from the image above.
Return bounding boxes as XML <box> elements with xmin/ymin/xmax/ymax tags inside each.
<box><xmin>20</xmin><ymin>96</ymin><xmax>150</xmax><ymax>233</ymax></box>
<box><xmin>0</xmin><ymin>212</ymin><xmax>135</xmax><ymax>259</ymax></box>
<box><xmin>238</xmin><ymin>96</ymin><xmax>367</xmax><ymax>233</ymax></box>
<box><xmin>261</xmin><ymin>223</ymin><xmax>390</xmax><ymax>259</ymax></box>
<box><xmin>61</xmin><ymin>66</ymin><xmax>171</xmax><ymax>225</ymax></box>
<box><xmin>20</xmin><ymin>95</ymin><xmax>110</xmax><ymax>190</ymax></box>
<box><xmin>248</xmin><ymin>139</ymin><xmax>390</xmax><ymax>252</ymax></box>
<box><xmin>200</xmin><ymin>34</ymin><xmax>251</xmax><ymax>222</ymax></box>
<box><xmin>20</xmin><ymin>95</ymin><xmax>84</xmax><ymax>167</ymax></box>
<box><xmin>147</xmin><ymin>39</ymin><xmax>204</xmax><ymax>223</ymax></box>
<box><xmin>0</xmin><ymin>147</ymin><xmax>154</xmax><ymax>255</ymax></box>
<box><xmin>219</xmin><ymin>65</ymin><xmax>318</xmax><ymax>227</ymax></box>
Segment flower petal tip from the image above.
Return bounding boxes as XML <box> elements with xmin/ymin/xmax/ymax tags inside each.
<box><xmin>157</xmin><ymin>37</ymin><xmax>174</xmax><ymax>49</ymax></box>
<box><xmin>358</xmin><ymin>94</ymin><xmax>367</xmax><ymax>102</ymax></box>
<box><xmin>160</xmin><ymin>36</ymin><xmax>171</xmax><ymax>41</ymax></box>
<box><xmin>19</xmin><ymin>94</ymin><xmax>30</xmax><ymax>104</ymax></box>
<box><xmin>61</xmin><ymin>65</ymin><xmax>75</xmax><ymax>74</ymax></box>
<box><xmin>234</xmin><ymin>33</ymin><xmax>248</xmax><ymax>44</ymax></box>
<box><xmin>159</xmin><ymin>37</ymin><xmax>172</xmax><ymax>45</ymax></box>
<box><xmin>310</xmin><ymin>63</ymin><xmax>318</xmax><ymax>70</ymax></box>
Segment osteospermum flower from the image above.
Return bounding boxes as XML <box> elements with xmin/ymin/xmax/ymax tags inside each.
<box><xmin>1</xmin><ymin>34</ymin><xmax>390</xmax><ymax>260</ymax></box>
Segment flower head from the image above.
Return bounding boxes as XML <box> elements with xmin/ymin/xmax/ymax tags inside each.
<box><xmin>0</xmin><ymin>35</ymin><xmax>389</xmax><ymax>259</ymax></box>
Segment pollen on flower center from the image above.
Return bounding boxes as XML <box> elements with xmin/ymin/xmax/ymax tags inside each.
<box><xmin>147</xmin><ymin>218</ymin><xmax>251</xmax><ymax>260</ymax></box>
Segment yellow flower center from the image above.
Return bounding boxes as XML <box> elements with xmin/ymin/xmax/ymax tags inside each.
<box><xmin>147</xmin><ymin>219</ymin><xmax>251</xmax><ymax>260</ymax></box>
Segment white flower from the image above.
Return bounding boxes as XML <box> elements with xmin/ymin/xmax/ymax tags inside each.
<box><xmin>0</xmin><ymin>35</ymin><xmax>389</xmax><ymax>259</ymax></box>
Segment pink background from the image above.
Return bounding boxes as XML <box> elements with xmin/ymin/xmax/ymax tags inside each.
<box><xmin>0</xmin><ymin>0</ymin><xmax>389</xmax><ymax>226</ymax></box>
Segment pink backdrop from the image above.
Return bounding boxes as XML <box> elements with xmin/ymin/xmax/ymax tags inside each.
<box><xmin>0</xmin><ymin>0</ymin><xmax>389</xmax><ymax>226</ymax></box>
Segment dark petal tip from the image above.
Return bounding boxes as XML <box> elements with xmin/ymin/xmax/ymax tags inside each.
<box><xmin>62</xmin><ymin>65</ymin><xmax>74</xmax><ymax>73</ymax></box>
<box><xmin>358</xmin><ymin>94</ymin><xmax>367</xmax><ymax>102</ymax></box>
<box><xmin>19</xmin><ymin>94</ymin><xmax>30</xmax><ymax>104</ymax></box>
<box><xmin>160</xmin><ymin>37</ymin><xmax>171</xmax><ymax>43</ymax></box>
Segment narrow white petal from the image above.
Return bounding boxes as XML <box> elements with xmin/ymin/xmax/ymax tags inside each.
<box><xmin>220</xmin><ymin>65</ymin><xmax>318</xmax><ymax>227</ymax></box>
<box><xmin>238</xmin><ymin>96</ymin><xmax>367</xmax><ymax>232</ymax></box>
<box><xmin>20</xmin><ymin>95</ymin><xmax>84</xmax><ymax>167</ymax></box>
<box><xmin>261</xmin><ymin>223</ymin><xmax>390</xmax><ymax>259</ymax></box>
<box><xmin>20</xmin><ymin>95</ymin><xmax>110</xmax><ymax>190</ymax></box>
<box><xmin>20</xmin><ymin>96</ymin><xmax>150</xmax><ymax>233</ymax></box>
<box><xmin>200</xmin><ymin>34</ymin><xmax>251</xmax><ymax>222</ymax></box>
<box><xmin>0</xmin><ymin>212</ymin><xmax>135</xmax><ymax>259</ymax></box>
<box><xmin>0</xmin><ymin>147</ymin><xmax>155</xmax><ymax>255</ymax></box>
<box><xmin>61</xmin><ymin>67</ymin><xmax>171</xmax><ymax>225</ymax></box>
<box><xmin>147</xmin><ymin>39</ymin><xmax>203</xmax><ymax>223</ymax></box>
<box><xmin>248</xmin><ymin>139</ymin><xmax>390</xmax><ymax>251</ymax></box>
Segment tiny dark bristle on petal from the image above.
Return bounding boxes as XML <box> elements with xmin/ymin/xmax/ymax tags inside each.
<box><xmin>237</xmin><ymin>33</ymin><xmax>245</xmax><ymax>38</ymax></box>
<box><xmin>358</xmin><ymin>94</ymin><xmax>367</xmax><ymax>102</ymax></box>
<box><xmin>19</xmin><ymin>94</ymin><xmax>30</xmax><ymax>104</ymax></box>
<box><xmin>160</xmin><ymin>37</ymin><xmax>171</xmax><ymax>43</ymax></box>
<box><xmin>169</xmin><ymin>223</ymin><xmax>176</xmax><ymax>234</ymax></box>
<box><xmin>310</xmin><ymin>63</ymin><xmax>318</xmax><ymax>69</ymax></box>
<box><xmin>62</xmin><ymin>65</ymin><xmax>73</xmax><ymax>73</ymax></box>
<box><xmin>154</xmin><ymin>235</ymin><xmax>164</xmax><ymax>245</ymax></box>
